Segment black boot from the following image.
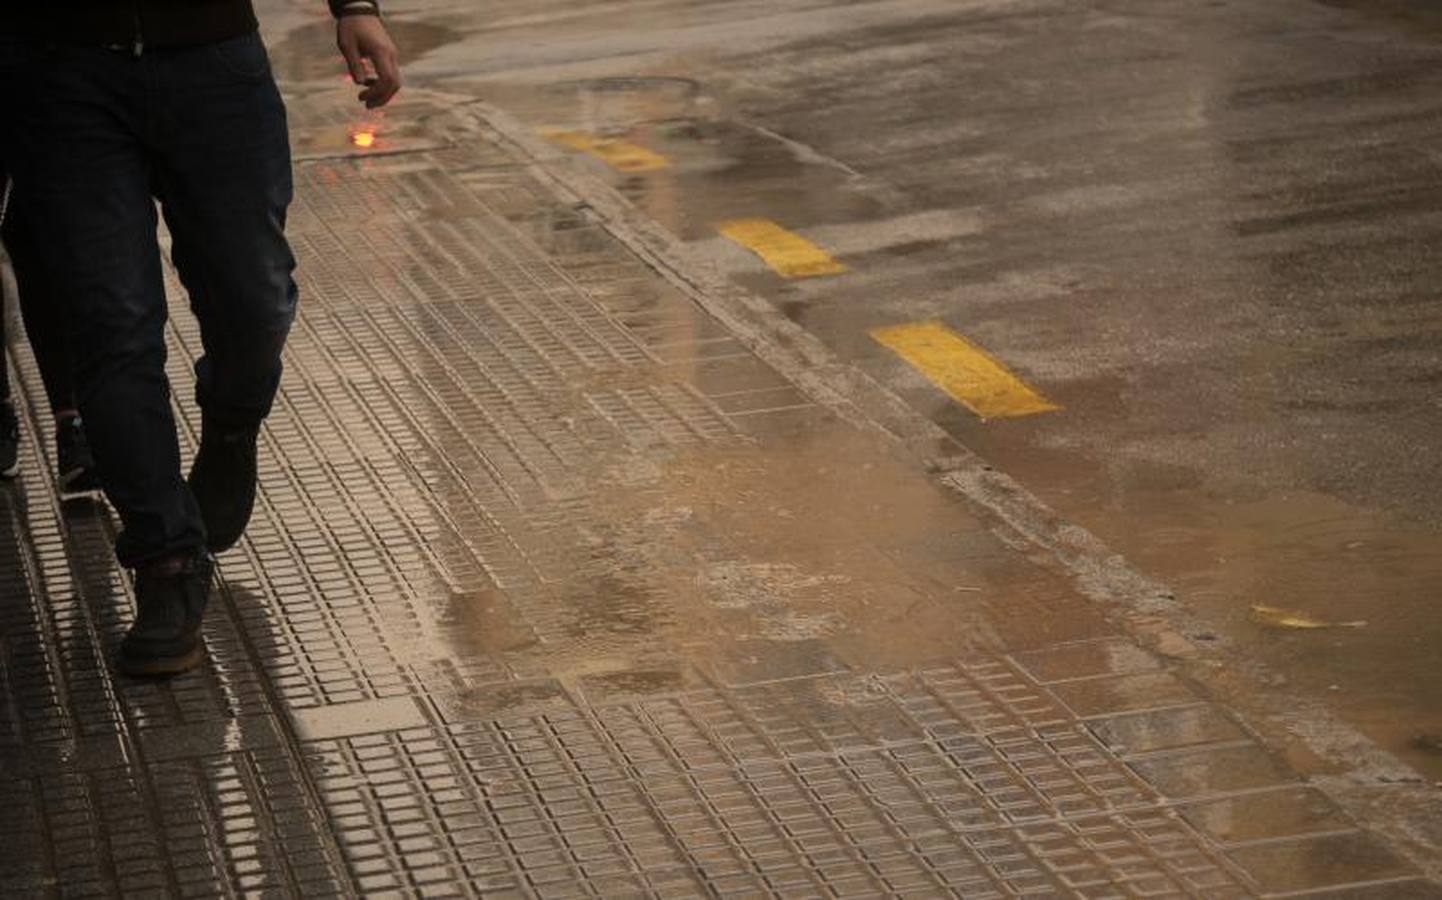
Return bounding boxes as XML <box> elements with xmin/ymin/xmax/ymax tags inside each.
<box><xmin>56</xmin><ymin>414</ymin><xmax>101</xmax><ymax>496</ymax></box>
<box><xmin>188</xmin><ymin>418</ymin><xmax>260</xmax><ymax>554</ymax></box>
<box><xmin>118</xmin><ymin>553</ymin><xmax>214</xmax><ymax>677</ymax></box>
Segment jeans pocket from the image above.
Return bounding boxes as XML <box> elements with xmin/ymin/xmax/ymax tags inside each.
<box><xmin>210</xmin><ymin>33</ymin><xmax>272</xmax><ymax>81</ymax></box>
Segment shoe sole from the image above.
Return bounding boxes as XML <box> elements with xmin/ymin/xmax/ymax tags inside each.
<box><xmin>0</xmin><ymin>464</ymin><xmax>16</xmax><ymax>480</ymax></box>
<box><xmin>116</xmin><ymin>644</ymin><xmax>206</xmax><ymax>677</ymax></box>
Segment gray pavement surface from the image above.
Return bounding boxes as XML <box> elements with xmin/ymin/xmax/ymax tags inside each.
<box><xmin>375</xmin><ymin>0</ymin><xmax>1442</xmax><ymax>784</ymax></box>
<box><xmin>2</xmin><ymin>1</ymin><xmax>1441</xmax><ymax>896</ymax></box>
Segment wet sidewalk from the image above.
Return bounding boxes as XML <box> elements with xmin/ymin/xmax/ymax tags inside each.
<box><xmin>1</xmin><ymin>78</ymin><xmax>1438</xmax><ymax>897</ymax></box>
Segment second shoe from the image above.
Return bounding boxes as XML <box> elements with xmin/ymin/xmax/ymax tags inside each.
<box><xmin>188</xmin><ymin>417</ymin><xmax>260</xmax><ymax>554</ymax></box>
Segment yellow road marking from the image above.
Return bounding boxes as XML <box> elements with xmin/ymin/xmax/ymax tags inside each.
<box><xmin>870</xmin><ymin>321</ymin><xmax>1060</xmax><ymax>419</ymax></box>
<box><xmin>540</xmin><ymin>128</ymin><xmax>670</xmax><ymax>172</ymax></box>
<box><xmin>717</xmin><ymin>218</ymin><xmax>848</xmax><ymax>278</ymax></box>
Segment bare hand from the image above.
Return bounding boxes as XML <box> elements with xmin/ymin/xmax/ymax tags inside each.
<box><xmin>337</xmin><ymin>16</ymin><xmax>402</xmax><ymax>108</ymax></box>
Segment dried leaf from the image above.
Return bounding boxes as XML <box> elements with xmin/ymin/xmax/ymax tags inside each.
<box><xmin>1250</xmin><ymin>605</ymin><xmax>1367</xmax><ymax>630</ymax></box>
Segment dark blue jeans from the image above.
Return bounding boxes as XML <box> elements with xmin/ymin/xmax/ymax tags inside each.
<box><xmin>1</xmin><ymin>33</ymin><xmax>298</xmax><ymax>567</ymax></box>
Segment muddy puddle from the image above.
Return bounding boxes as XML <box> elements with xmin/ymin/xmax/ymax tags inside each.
<box><xmin>410</xmin><ymin>419</ymin><xmax>1113</xmax><ymax>718</ymax></box>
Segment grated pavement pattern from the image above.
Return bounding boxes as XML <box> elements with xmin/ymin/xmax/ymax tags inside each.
<box><xmin>1</xmin><ymin>89</ymin><xmax>1437</xmax><ymax>898</ymax></box>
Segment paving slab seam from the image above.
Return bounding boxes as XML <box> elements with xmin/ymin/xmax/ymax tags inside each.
<box><xmin>444</xmin><ymin>101</ymin><xmax>1442</xmax><ymax>880</ymax></box>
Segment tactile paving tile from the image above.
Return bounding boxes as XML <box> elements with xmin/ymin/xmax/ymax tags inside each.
<box><xmin>1</xmin><ymin>87</ymin><xmax>1435</xmax><ymax>898</ymax></box>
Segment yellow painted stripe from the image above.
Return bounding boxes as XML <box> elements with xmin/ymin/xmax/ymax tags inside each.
<box><xmin>871</xmin><ymin>321</ymin><xmax>1060</xmax><ymax>419</ymax></box>
<box><xmin>540</xmin><ymin>128</ymin><xmax>670</xmax><ymax>172</ymax></box>
<box><xmin>717</xmin><ymin>218</ymin><xmax>848</xmax><ymax>278</ymax></box>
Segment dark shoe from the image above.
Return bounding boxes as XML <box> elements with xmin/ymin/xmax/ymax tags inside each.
<box><xmin>188</xmin><ymin>418</ymin><xmax>259</xmax><ymax>554</ymax></box>
<box><xmin>56</xmin><ymin>415</ymin><xmax>101</xmax><ymax>496</ymax></box>
<box><xmin>118</xmin><ymin>553</ymin><xmax>214</xmax><ymax>677</ymax></box>
<box><xmin>0</xmin><ymin>403</ymin><xmax>17</xmax><ymax>479</ymax></box>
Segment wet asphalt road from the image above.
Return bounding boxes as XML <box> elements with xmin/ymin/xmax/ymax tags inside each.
<box><xmin>306</xmin><ymin>0</ymin><xmax>1442</xmax><ymax>780</ymax></box>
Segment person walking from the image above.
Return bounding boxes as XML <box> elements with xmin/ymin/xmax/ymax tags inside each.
<box><xmin>1</xmin><ymin>173</ymin><xmax>101</xmax><ymax>495</ymax></box>
<box><xmin>0</xmin><ymin>1</ymin><xmax>401</xmax><ymax>676</ymax></box>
